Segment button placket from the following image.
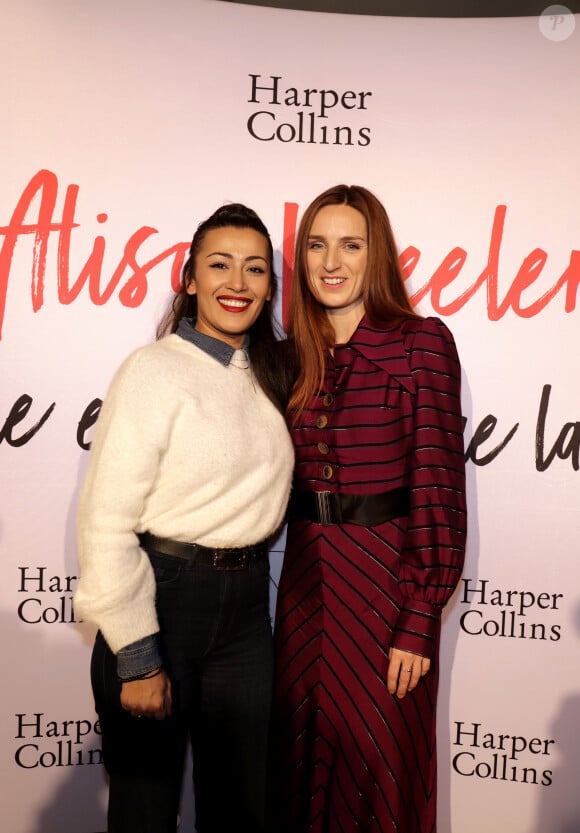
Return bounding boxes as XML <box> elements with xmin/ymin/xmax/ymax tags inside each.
<box><xmin>317</xmin><ymin>391</ymin><xmax>335</xmax><ymax>481</ymax></box>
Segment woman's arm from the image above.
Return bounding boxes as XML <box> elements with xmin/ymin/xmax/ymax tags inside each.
<box><xmin>390</xmin><ymin>318</ymin><xmax>467</xmax><ymax>668</ymax></box>
<box><xmin>74</xmin><ymin>348</ymin><xmax>169</xmax><ymax>655</ymax></box>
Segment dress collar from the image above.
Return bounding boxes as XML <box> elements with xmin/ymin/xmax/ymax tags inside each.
<box><xmin>335</xmin><ymin>316</ymin><xmax>416</xmax><ymax>394</ymax></box>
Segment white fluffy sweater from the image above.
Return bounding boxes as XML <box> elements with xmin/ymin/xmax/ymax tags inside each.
<box><xmin>74</xmin><ymin>334</ymin><xmax>294</xmax><ymax>653</ymax></box>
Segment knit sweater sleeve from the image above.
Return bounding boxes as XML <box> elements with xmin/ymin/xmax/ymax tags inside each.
<box><xmin>74</xmin><ymin>348</ymin><xmax>174</xmax><ymax>654</ymax></box>
<box><xmin>391</xmin><ymin>317</ymin><xmax>467</xmax><ymax>658</ymax></box>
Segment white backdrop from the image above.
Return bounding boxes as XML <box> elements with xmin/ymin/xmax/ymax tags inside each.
<box><xmin>1</xmin><ymin>2</ymin><xmax>579</xmax><ymax>831</ymax></box>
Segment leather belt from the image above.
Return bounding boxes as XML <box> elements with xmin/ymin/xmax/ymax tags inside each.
<box><xmin>288</xmin><ymin>487</ymin><xmax>410</xmax><ymax>527</ymax></box>
<box><xmin>138</xmin><ymin>532</ymin><xmax>269</xmax><ymax>571</ymax></box>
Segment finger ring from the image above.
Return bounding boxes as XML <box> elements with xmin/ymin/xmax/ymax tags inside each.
<box><xmin>135</xmin><ymin>714</ymin><xmax>143</xmax><ymax>719</ymax></box>
<box><xmin>403</xmin><ymin>668</ymin><xmax>412</xmax><ymax>673</ymax></box>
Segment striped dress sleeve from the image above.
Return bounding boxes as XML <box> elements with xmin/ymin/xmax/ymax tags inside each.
<box><xmin>391</xmin><ymin>317</ymin><xmax>467</xmax><ymax>658</ymax></box>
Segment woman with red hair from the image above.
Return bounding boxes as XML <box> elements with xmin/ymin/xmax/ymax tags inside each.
<box><xmin>272</xmin><ymin>184</ymin><xmax>467</xmax><ymax>833</ymax></box>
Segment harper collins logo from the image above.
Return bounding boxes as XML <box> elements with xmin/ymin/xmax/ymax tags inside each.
<box><xmin>17</xmin><ymin>566</ymin><xmax>79</xmax><ymax>624</ymax></box>
<box><xmin>14</xmin><ymin>713</ymin><xmax>102</xmax><ymax>769</ymax></box>
<box><xmin>452</xmin><ymin>721</ymin><xmax>554</xmax><ymax>786</ymax></box>
<box><xmin>246</xmin><ymin>74</ymin><xmax>372</xmax><ymax>147</ymax></box>
<box><xmin>458</xmin><ymin>578</ymin><xmax>563</xmax><ymax>641</ymax></box>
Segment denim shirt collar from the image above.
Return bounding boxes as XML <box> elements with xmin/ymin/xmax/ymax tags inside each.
<box><xmin>176</xmin><ymin>318</ymin><xmax>249</xmax><ymax>367</ymax></box>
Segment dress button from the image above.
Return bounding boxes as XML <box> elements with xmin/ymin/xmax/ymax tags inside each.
<box><xmin>322</xmin><ymin>394</ymin><xmax>334</xmax><ymax>407</ymax></box>
<box><xmin>317</xmin><ymin>442</ymin><xmax>330</xmax><ymax>455</ymax></box>
<box><xmin>322</xmin><ymin>465</ymin><xmax>333</xmax><ymax>480</ymax></box>
<box><xmin>316</xmin><ymin>415</ymin><xmax>328</xmax><ymax>428</ymax></box>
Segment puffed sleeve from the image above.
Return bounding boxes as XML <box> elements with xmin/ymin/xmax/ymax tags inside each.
<box><xmin>391</xmin><ymin>317</ymin><xmax>467</xmax><ymax>658</ymax></box>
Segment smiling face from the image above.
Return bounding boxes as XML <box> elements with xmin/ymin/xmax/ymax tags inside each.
<box><xmin>306</xmin><ymin>204</ymin><xmax>368</xmax><ymax>335</ymax></box>
<box><xmin>186</xmin><ymin>226</ymin><xmax>272</xmax><ymax>348</ymax></box>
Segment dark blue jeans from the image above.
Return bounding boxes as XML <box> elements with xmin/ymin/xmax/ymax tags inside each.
<box><xmin>91</xmin><ymin>547</ymin><xmax>274</xmax><ymax>833</ymax></box>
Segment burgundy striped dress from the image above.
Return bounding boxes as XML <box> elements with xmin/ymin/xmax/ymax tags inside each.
<box><xmin>272</xmin><ymin>316</ymin><xmax>467</xmax><ymax>833</ymax></box>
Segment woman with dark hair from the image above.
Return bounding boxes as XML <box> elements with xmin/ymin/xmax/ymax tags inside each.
<box><xmin>75</xmin><ymin>203</ymin><xmax>294</xmax><ymax>833</ymax></box>
<box><xmin>272</xmin><ymin>185</ymin><xmax>467</xmax><ymax>833</ymax></box>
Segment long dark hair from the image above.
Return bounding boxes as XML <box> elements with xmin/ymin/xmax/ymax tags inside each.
<box><xmin>288</xmin><ymin>184</ymin><xmax>418</xmax><ymax>416</ymax></box>
<box><xmin>157</xmin><ymin>203</ymin><xmax>289</xmax><ymax>412</ymax></box>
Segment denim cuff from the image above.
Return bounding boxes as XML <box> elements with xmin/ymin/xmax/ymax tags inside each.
<box><xmin>116</xmin><ymin>634</ymin><xmax>162</xmax><ymax>680</ymax></box>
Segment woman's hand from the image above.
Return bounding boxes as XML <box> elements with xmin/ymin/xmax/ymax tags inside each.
<box><xmin>120</xmin><ymin>670</ymin><xmax>172</xmax><ymax>720</ymax></box>
<box><xmin>387</xmin><ymin>648</ymin><xmax>430</xmax><ymax>699</ymax></box>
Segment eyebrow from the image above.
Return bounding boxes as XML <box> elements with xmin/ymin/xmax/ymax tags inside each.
<box><xmin>307</xmin><ymin>235</ymin><xmax>367</xmax><ymax>242</ymax></box>
<box><xmin>205</xmin><ymin>251</ymin><xmax>268</xmax><ymax>263</ymax></box>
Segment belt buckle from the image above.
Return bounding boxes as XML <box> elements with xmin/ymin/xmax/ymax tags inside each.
<box><xmin>315</xmin><ymin>491</ymin><xmax>332</xmax><ymax>526</ymax></box>
<box><xmin>212</xmin><ymin>548</ymin><xmax>249</xmax><ymax>571</ymax></box>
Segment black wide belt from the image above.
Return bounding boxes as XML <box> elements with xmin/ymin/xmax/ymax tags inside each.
<box><xmin>138</xmin><ymin>532</ymin><xmax>269</xmax><ymax>571</ymax></box>
<box><xmin>288</xmin><ymin>486</ymin><xmax>410</xmax><ymax>527</ymax></box>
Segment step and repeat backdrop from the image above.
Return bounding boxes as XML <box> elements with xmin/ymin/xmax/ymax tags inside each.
<box><xmin>1</xmin><ymin>1</ymin><xmax>579</xmax><ymax>831</ymax></box>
